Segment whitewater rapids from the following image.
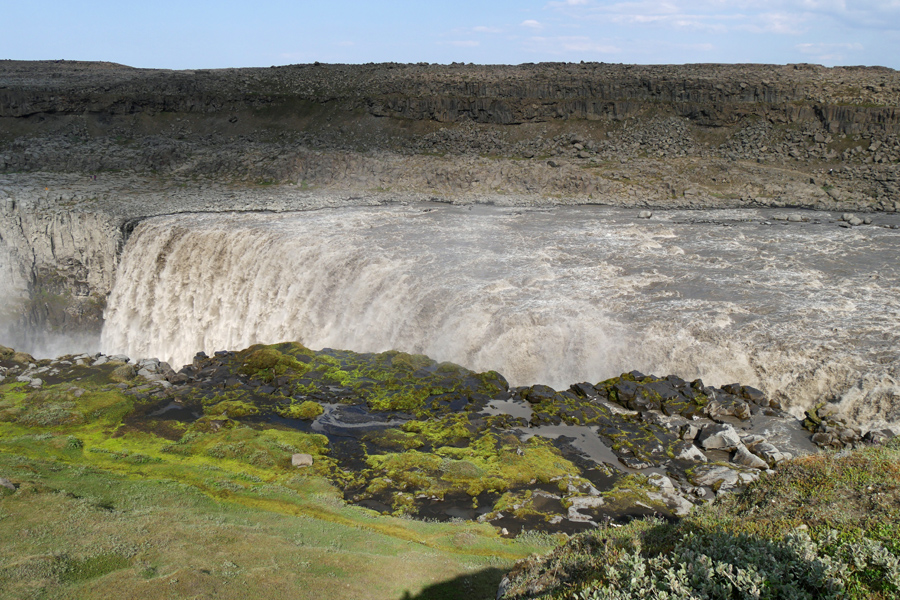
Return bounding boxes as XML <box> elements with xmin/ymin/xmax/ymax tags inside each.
<box><xmin>101</xmin><ymin>204</ymin><xmax>900</xmax><ymax>428</ymax></box>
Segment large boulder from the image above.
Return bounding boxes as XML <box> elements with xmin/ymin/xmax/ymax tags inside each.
<box><xmin>697</xmin><ymin>423</ymin><xmax>742</xmax><ymax>451</ymax></box>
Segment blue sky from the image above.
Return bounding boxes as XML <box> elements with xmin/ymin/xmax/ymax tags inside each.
<box><xmin>4</xmin><ymin>1</ymin><xmax>899</xmax><ymax>69</ymax></box>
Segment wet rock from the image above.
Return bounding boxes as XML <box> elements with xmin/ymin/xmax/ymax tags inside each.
<box><xmin>521</xmin><ymin>384</ymin><xmax>558</xmax><ymax>404</ymax></box>
<box><xmin>569</xmin><ymin>382</ymin><xmax>597</xmax><ymax>398</ymax></box>
<box><xmin>705</xmin><ymin>395</ymin><xmax>751</xmax><ymax>421</ymax></box>
<box><xmin>567</xmin><ymin>496</ymin><xmax>605</xmax><ymax>523</ymax></box>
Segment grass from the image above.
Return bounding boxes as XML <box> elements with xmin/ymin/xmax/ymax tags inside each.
<box><xmin>499</xmin><ymin>439</ymin><xmax>900</xmax><ymax>600</ymax></box>
<box><xmin>0</xmin><ymin>453</ymin><xmax>547</xmax><ymax>600</ymax></box>
<box><xmin>0</xmin><ymin>362</ymin><xmax>557</xmax><ymax>600</ymax></box>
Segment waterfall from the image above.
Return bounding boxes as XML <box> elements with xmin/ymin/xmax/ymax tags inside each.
<box><xmin>101</xmin><ymin>204</ymin><xmax>900</xmax><ymax>427</ymax></box>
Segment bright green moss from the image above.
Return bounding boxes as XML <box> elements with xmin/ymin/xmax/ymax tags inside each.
<box><xmin>278</xmin><ymin>400</ymin><xmax>324</xmax><ymax>420</ymax></box>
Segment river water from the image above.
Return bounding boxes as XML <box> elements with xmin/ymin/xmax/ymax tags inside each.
<box><xmin>100</xmin><ymin>204</ymin><xmax>900</xmax><ymax>427</ymax></box>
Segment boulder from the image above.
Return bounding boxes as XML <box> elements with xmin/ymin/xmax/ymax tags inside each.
<box><xmin>0</xmin><ymin>477</ymin><xmax>15</xmax><ymax>492</ymax></box>
<box><xmin>863</xmin><ymin>429</ymin><xmax>896</xmax><ymax>445</ymax></box>
<box><xmin>292</xmin><ymin>453</ymin><xmax>314</xmax><ymax>468</ymax></box>
<box><xmin>673</xmin><ymin>441</ymin><xmax>707</xmax><ymax>462</ymax></box>
<box><xmin>109</xmin><ymin>364</ymin><xmax>137</xmax><ymax>383</ymax></box>
<box><xmin>749</xmin><ymin>442</ymin><xmax>792</xmax><ymax>466</ymax></box>
<box><xmin>732</xmin><ymin>444</ymin><xmax>768</xmax><ymax>469</ymax></box>
<box><xmin>705</xmin><ymin>395</ymin><xmax>751</xmax><ymax>421</ymax></box>
<box><xmin>689</xmin><ymin>465</ymin><xmax>759</xmax><ymax>491</ymax></box>
<box><xmin>697</xmin><ymin>423</ymin><xmax>742</xmax><ymax>451</ymax></box>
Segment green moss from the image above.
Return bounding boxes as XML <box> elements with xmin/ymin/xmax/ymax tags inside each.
<box><xmin>204</xmin><ymin>400</ymin><xmax>259</xmax><ymax>419</ymax></box>
<box><xmin>108</xmin><ymin>364</ymin><xmax>136</xmax><ymax>383</ymax></box>
<box><xmin>278</xmin><ymin>400</ymin><xmax>324</xmax><ymax>420</ymax></box>
<box><xmin>238</xmin><ymin>345</ymin><xmax>310</xmax><ymax>382</ymax></box>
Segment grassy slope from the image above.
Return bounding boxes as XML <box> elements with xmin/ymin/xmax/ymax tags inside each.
<box><xmin>500</xmin><ymin>440</ymin><xmax>900</xmax><ymax>599</ymax></box>
<box><xmin>0</xmin><ymin>376</ymin><xmax>558</xmax><ymax>600</ymax></box>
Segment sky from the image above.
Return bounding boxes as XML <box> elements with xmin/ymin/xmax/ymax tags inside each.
<box><xmin>3</xmin><ymin>1</ymin><xmax>899</xmax><ymax>70</ymax></box>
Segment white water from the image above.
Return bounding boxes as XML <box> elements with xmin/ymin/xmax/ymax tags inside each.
<box><xmin>101</xmin><ymin>204</ymin><xmax>900</xmax><ymax>427</ymax></box>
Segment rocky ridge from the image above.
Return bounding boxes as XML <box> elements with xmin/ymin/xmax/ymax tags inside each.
<box><xmin>1</xmin><ymin>60</ymin><xmax>898</xmax><ymax>212</ymax></box>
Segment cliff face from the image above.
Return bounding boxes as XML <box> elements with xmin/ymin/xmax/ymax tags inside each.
<box><xmin>1</xmin><ymin>61</ymin><xmax>898</xmax><ymax>130</ymax></box>
<box><xmin>0</xmin><ymin>193</ymin><xmax>121</xmax><ymax>348</ymax></box>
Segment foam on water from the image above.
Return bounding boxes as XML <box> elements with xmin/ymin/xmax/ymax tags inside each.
<box><xmin>101</xmin><ymin>204</ymin><xmax>900</xmax><ymax>427</ymax></box>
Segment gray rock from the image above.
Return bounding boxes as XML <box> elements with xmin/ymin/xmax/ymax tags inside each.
<box><xmin>681</xmin><ymin>423</ymin><xmax>701</xmax><ymax>440</ymax></box>
<box><xmin>689</xmin><ymin>464</ymin><xmax>759</xmax><ymax>491</ymax></box>
<box><xmin>673</xmin><ymin>441</ymin><xmax>707</xmax><ymax>462</ymax></box>
<box><xmin>292</xmin><ymin>453</ymin><xmax>314</xmax><ymax>467</ymax></box>
<box><xmin>848</xmin><ymin>216</ymin><xmax>864</xmax><ymax>226</ymax></box>
<box><xmin>697</xmin><ymin>423</ymin><xmax>742</xmax><ymax>451</ymax></box>
<box><xmin>733</xmin><ymin>444</ymin><xmax>769</xmax><ymax>469</ymax></box>
<box><xmin>567</xmin><ymin>495</ymin><xmax>604</xmax><ymax>523</ymax></box>
<box><xmin>750</xmin><ymin>442</ymin><xmax>792</xmax><ymax>466</ymax></box>
<box><xmin>646</xmin><ymin>473</ymin><xmax>695</xmax><ymax>516</ymax></box>
<box><xmin>705</xmin><ymin>396</ymin><xmax>751</xmax><ymax>421</ymax></box>
<box><xmin>638</xmin><ymin>210</ymin><xmax>653</xmax><ymax>219</ymax></box>
<box><xmin>0</xmin><ymin>478</ymin><xmax>15</xmax><ymax>491</ymax></box>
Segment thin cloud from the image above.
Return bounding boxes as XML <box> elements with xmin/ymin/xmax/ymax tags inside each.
<box><xmin>473</xmin><ymin>26</ymin><xmax>504</xmax><ymax>33</ymax></box>
<box><xmin>546</xmin><ymin>0</ymin><xmax>900</xmax><ymax>35</ymax></box>
<box><xmin>521</xmin><ymin>19</ymin><xmax>544</xmax><ymax>29</ymax></box>
<box><xmin>796</xmin><ymin>41</ymin><xmax>864</xmax><ymax>61</ymax></box>
<box><xmin>525</xmin><ymin>35</ymin><xmax>622</xmax><ymax>55</ymax></box>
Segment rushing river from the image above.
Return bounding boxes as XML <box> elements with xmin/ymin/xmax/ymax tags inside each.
<box><xmin>101</xmin><ymin>204</ymin><xmax>900</xmax><ymax>427</ymax></box>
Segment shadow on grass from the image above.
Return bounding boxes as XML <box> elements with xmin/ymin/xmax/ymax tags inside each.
<box><xmin>399</xmin><ymin>567</ymin><xmax>507</xmax><ymax>600</ymax></box>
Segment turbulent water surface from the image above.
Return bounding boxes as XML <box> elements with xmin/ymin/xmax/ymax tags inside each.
<box><xmin>101</xmin><ymin>204</ymin><xmax>900</xmax><ymax>427</ymax></box>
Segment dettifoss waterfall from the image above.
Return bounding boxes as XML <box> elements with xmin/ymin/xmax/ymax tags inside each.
<box><xmin>101</xmin><ymin>204</ymin><xmax>900</xmax><ymax>427</ymax></box>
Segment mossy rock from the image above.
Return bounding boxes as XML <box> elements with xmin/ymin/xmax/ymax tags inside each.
<box><xmin>0</xmin><ymin>345</ymin><xmax>14</xmax><ymax>361</ymax></box>
<box><xmin>238</xmin><ymin>345</ymin><xmax>310</xmax><ymax>382</ymax></box>
<box><xmin>206</xmin><ymin>400</ymin><xmax>259</xmax><ymax>419</ymax></box>
<box><xmin>278</xmin><ymin>400</ymin><xmax>323</xmax><ymax>420</ymax></box>
<box><xmin>109</xmin><ymin>364</ymin><xmax>136</xmax><ymax>383</ymax></box>
<box><xmin>12</xmin><ymin>351</ymin><xmax>36</xmax><ymax>365</ymax></box>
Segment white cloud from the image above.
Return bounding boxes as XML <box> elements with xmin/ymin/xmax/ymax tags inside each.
<box><xmin>525</xmin><ymin>35</ymin><xmax>622</xmax><ymax>54</ymax></box>
<box><xmin>521</xmin><ymin>19</ymin><xmax>544</xmax><ymax>29</ymax></box>
<box><xmin>545</xmin><ymin>0</ymin><xmax>900</xmax><ymax>35</ymax></box>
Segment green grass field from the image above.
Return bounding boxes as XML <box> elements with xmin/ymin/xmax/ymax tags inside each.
<box><xmin>0</xmin><ymin>371</ymin><xmax>558</xmax><ymax>600</ymax></box>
